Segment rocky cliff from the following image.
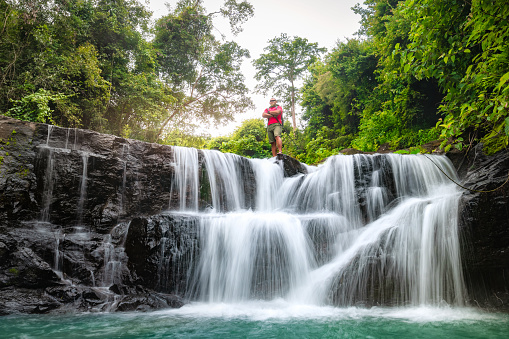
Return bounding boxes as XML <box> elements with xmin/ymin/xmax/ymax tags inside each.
<box><xmin>448</xmin><ymin>146</ymin><xmax>509</xmax><ymax>311</ymax></box>
<box><xmin>0</xmin><ymin>116</ymin><xmax>306</xmax><ymax>314</ymax></box>
<box><xmin>0</xmin><ymin>116</ymin><xmax>508</xmax><ymax>314</ymax></box>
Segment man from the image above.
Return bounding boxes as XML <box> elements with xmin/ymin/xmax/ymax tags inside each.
<box><xmin>262</xmin><ymin>98</ymin><xmax>283</xmax><ymax>157</ymax></box>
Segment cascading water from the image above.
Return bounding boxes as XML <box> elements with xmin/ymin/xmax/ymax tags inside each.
<box><xmin>167</xmin><ymin>148</ymin><xmax>466</xmax><ymax>307</ymax></box>
<box><xmin>4</xmin><ymin>120</ymin><xmax>508</xmax><ymax>336</ymax></box>
<box><xmin>76</xmin><ymin>152</ymin><xmax>89</xmax><ymax>225</ymax></box>
<box><xmin>170</xmin><ymin>146</ymin><xmax>200</xmax><ymax>211</ymax></box>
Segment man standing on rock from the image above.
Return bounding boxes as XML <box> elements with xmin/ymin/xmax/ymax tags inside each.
<box><xmin>262</xmin><ymin>97</ymin><xmax>283</xmax><ymax>157</ymax></box>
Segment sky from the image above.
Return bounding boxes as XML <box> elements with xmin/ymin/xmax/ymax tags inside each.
<box><xmin>147</xmin><ymin>0</ymin><xmax>363</xmax><ymax>136</ymax></box>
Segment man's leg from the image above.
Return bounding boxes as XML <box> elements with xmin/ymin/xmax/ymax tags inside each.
<box><xmin>271</xmin><ymin>142</ymin><xmax>277</xmax><ymax>157</ymax></box>
<box><xmin>275</xmin><ymin>136</ymin><xmax>282</xmax><ymax>154</ymax></box>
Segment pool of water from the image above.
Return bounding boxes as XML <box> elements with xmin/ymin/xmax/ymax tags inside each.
<box><xmin>1</xmin><ymin>302</ymin><xmax>508</xmax><ymax>339</ymax></box>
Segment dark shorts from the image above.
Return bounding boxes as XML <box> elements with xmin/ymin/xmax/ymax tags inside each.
<box><xmin>267</xmin><ymin>123</ymin><xmax>282</xmax><ymax>143</ymax></box>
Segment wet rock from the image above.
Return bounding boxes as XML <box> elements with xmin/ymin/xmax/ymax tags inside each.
<box><xmin>125</xmin><ymin>214</ymin><xmax>199</xmax><ymax>294</ymax></box>
<box><xmin>116</xmin><ymin>292</ymin><xmax>184</xmax><ymax>312</ymax></box>
<box><xmin>377</xmin><ymin>143</ymin><xmax>391</xmax><ymax>153</ymax></box>
<box><xmin>10</xmin><ymin>247</ymin><xmax>62</xmax><ymax>288</ymax></box>
<box><xmin>0</xmin><ymin>287</ymin><xmax>62</xmax><ymax>315</ymax></box>
<box><xmin>1</xmin><ymin>116</ymin><xmax>177</xmax><ymax>232</ymax></box>
<box><xmin>275</xmin><ymin>153</ymin><xmax>308</xmax><ymax>177</ymax></box>
<box><xmin>340</xmin><ymin>148</ymin><xmax>365</xmax><ymax>155</ymax></box>
<box><xmin>454</xmin><ymin>144</ymin><xmax>509</xmax><ymax>311</ymax></box>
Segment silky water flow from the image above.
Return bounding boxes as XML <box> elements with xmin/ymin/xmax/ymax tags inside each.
<box><xmin>4</xmin><ymin>142</ymin><xmax>508</xmax><ymax>339</ymax></box>
<box><xmin>168</xmin><ymin>149</ymin><xmax>466</xmax><ymax>308</ymax></box>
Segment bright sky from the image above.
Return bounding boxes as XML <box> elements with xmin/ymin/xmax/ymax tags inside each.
<box><xmin>148</xmin><ymin>0</ymin><xmax>363</xmax><ymax>137</ymax></box>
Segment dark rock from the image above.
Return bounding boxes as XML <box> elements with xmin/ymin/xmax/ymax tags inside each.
<box><xmin>0</xmin><ymin>287</ymin><xmax>62</xmax><ymax>315</ymax></box>
<box><xmin>421</xmin><ymin>139</ymin><xmax>444</xmax><ymax>154</ymax></box>
<box><xmin>377</xmin><ymin>143</ymin><xmax>391</xmax><ymax>153</ymax></box>
<box><xmin>275</xmin><ymin>153</ymin><xmax>308</xmax><ymax>177</ymax></box>
<box><xmin>454</xmin><ymin>144</ymin><xmax>509</xmax><ymax>311</ymax></box>
<box><xmin>116</xmin><ymin>292</ymin><xmax>184</xmax><ymax>312</ymax></box>
<box><xmin>11</xmin><ymin>247</ymin><xmax>62</xmax><ymax>288</ymax></box>
<box><xmin>125</xmin><ymin>214</ymin><xmax>199</xmax><ymax>294</ymax></box>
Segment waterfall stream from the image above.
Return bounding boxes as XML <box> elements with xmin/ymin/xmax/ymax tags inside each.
<box><xmin>168</xmin><ymin>149</ymin><xmax>465</xmax><ymax>307</ymax></box>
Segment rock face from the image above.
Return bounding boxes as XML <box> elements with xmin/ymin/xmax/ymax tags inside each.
<box><xmin>1</xmin><ymin>115</ymin><xmax>508</xmax><ymax>314</ymax></box>
<box><xmin>447</xmin><ymin>145</ymin><xmax>509</xmax><ymax>311</ymax></box>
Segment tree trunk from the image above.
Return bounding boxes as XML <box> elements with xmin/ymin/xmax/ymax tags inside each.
<box><xmin>290</xmin><ymin>80</ymin><xmax>296</xmax><ymax>131</ymax></box>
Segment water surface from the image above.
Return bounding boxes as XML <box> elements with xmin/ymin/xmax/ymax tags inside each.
<box><xmin>1</xmin><ymin>303</ymin><xmax>507</xmax><ymax>339</ymax></box>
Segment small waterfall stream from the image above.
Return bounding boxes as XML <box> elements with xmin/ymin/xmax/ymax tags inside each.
<box><xmin>168</xmin><ymin>149</ymin><xmax>466</xmax><ymax>307</ymax></box>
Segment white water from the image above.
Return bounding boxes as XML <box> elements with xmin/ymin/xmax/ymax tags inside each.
<box><xmin>76</xmin><ymin>152</ymin><xmax>89</xmax><ymax>224</ymax></box>
<box><xmin>170</xmin><ymin>146</ymin><xmax>199</xmax><ymax>211</ymax></box>
<box><xmin>167</xmin><ymin>149</ymin><xmax>466</xmax><ymax>307</ymax></box>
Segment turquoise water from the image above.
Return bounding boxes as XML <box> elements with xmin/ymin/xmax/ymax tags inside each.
<box><xmin>1</xmin><ymin>302</ymin><xmax>508</xmax><ymax>339</ymax></box>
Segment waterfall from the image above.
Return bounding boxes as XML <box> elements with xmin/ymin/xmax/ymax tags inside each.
<box><xmin>100</xmin><ymin>224</ymin><xmax>129</xmax><ymax>287</ymax></box>
<box><xmin>167</xmin><ymin>148</ymin><xmax>466</xmax><ymax>307</ymax></box>
<box><xmin>76</xmin><ymin>152</ymin><xmax>89</xmax><ymax>224</ymax></box>
<box><xmin>201</xmin><ymin>150</ymin><xmax>246</xmax><ymax>212</ymax></box>
<box><xmin>40</xmin><ymin>126</ymin><xmax>55</xmax><ymax>222</ymax></box>
<box><xmin>188</xmin><ymin>211</ymin><xmax>314</xmax><ymax>302</ymax></box>
<box><xmin>170</xmin><ymin>146</ymin><xmax>199</xmax><ymax>211</ymax></box>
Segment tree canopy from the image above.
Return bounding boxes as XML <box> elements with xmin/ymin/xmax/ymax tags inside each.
<box><xmin>0</xmin><ymin>0</ymin><xmax>254</xmax><ymax>142</ymax></box>
<box><xmin>296</xmin><ymin>0</ymin><xmax>509</xmax><ymax>160</ymax></box>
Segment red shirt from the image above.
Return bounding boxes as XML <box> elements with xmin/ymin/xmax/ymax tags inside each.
<box><xmin>265</xmin><ymin>106</ymin><xmax>283</xmax><ymax>125</ymax></box>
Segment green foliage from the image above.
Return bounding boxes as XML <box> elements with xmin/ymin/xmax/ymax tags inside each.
<box><xmin>377</xmin><ymin>0</ymin><xmax>509</xmax><ymax>153</ymax></box>
<box><xmin>153</xmin><ymin>1</ymin><xmax>254</xmax><ymax>141</ymax></box>
<box><xmin>2</xmin><ymin>0</ymin><xmax>507</xmax><ymax>159</ymax></box>
<box><xmin>6</xmin><ymin>89</ymin><xmax>69</xmax><ymax>124</ymax></box>
<box><xmin>300</xmin><ymin>39</ymin><xmax>378</xmax><ymax>153</ymax></box>
<box><xmin>394</xmin><ymin>146</ymin><xmax>425</xmax><ymax>155</ymax></box>
<box><xmin>301</xmin><ymin>0</ymin><xmax>509</xmax><ymax>157</ymax></box>
<box><xmin>300</xmin><ymin>127</ymin><xmax>343</xmax><ymax>164</ymax></box>
<box><xmin>219</xmin><ymin>0</ymin><xmax>254</xmax><ymax>35</ymax></box>
<box><xmin>0</xmin><ymin>0</ymin><xmax>253</xmax><ymax>143</ymax></box>
<box><xmin>205</xmin><ymin>119</ymin><xmax>271</xmax><ymax>158</ymax></box>
<box><xmin>160</xmin><ymin>129</ymin><xmax>208</xmax><ymax>149</ymax></box>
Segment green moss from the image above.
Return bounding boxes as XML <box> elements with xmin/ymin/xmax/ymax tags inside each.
<box><xmin>8</xmin><ymin>268</ymin><xmax>19</xmax><ymax>275</ymax></box>
<box><xmin>482</xmin><ymin>135</ymin><xmax>508</xmax><ymax>155</ymax></box>
<box><xmin>18</xmin><ymin>167</ymin><xmax>29</xmax><ymax>177</ymax></box>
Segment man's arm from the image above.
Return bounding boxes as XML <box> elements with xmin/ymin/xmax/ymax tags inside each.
<box><xmin>267</xmin><ymin>106</ymin><xmax>283</xmax><ymax>118</ymax></box>
<box><xmin>262</xmin><ymin>109</ymin><xmax>272</xmax><ymax>119</ymax></box>
<box><xmin>269</xmin><ymin>108</ymin><xmax>282</xmax><ymax>116</ymax></box>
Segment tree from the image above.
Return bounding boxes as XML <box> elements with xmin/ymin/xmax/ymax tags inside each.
<box><xmin>152</xmin><ymin>0</ymin><xmax>255</xmax><ymax>141</ymax></box>
<box><xmin>252</xmin><ymin>33</ymin><xmax>326</xmax><ymax>131</ymax></box>
<box><xmin>0</xmin><ymin>0</ymin><xmax>255</xmax><ymax>142</ymax></box>
<box><xmin>395</xmin><ymin>0</ymin><xmax>509</xmax><ymax>153</ymax></box>
<box><xmin>301</xmin><ymin>39</ymin><xmax>378</xmax><ymax>140</ymax></box>
<box><xmin>0</xmin><ymin>0</ymin><xmax>111</xmax><ymax>127</ymax></box>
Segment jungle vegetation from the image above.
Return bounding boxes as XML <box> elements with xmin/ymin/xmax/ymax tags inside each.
<box><xmin>1</xmin><ymin>0</ymin><xmax>508</xmax><ymax>164</ymax></box>
<box><xmin>1</xmin><ymin>0</ymin><xmax>254</xmax><ymax>141</ymax></box>
<box><xmin>291</xmin><ymin>0</ymin><xmax>509</xmax><ymax>163</ymax></box>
